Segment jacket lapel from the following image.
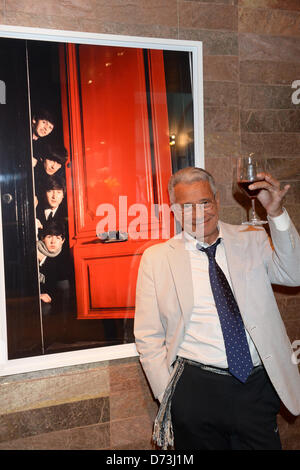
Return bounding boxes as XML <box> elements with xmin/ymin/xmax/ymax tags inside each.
<box><xmin>166</xmin><ymin>236</ymin><xmax>194</xmax><ymax>325</ymax></box>
<box><xmin>220</xmin><ymin>221</ymin><xmax>247</xmax><ymax>317</ymax></box>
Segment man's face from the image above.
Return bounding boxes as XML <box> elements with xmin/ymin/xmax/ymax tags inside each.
<box><xmin>43</xmin><ymin>234</ymin><xmax>64</xmax><ymax>253</ymax></box>
<box><xmin>173</xmin><ymin>180</ymin><xmax>220</xmax><ymax>244</ymax></box>
<box><xmin>46</xmin><ymin>189</ymin><xmax>64</xmax><ymax>209</ymax></box>
<box><xmin>43</xmin><ymin>158</ymin><xmax>62</xmax><ymax>176</ymax></box>
<box><xmin>32</xmin><ymin>119</ymin><xmax>54</xmax><ymax>139</ymax></box>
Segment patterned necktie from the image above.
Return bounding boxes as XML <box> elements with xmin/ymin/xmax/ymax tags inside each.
<box><xmin>197</xmin><ymin>238</ymin><xmax>253</xmax><ymax>383</ymax></box>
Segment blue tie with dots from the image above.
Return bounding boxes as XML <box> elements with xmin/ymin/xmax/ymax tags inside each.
<box><xmin>197</xmin><ymin>238</ymin><xmax>253</xmax><ymax>383</ymax></box>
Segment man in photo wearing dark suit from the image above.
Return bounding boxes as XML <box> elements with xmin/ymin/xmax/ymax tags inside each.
<box><xmin>34</xmin><ymin>143</ymin><xmax>68</xmax><ymax>201</ymax></box>
<box><xmin>35</xmin><ymin>174</ymin><xmax>67</xmax><ymax>233</ymax></box>
<box><xmin>38</xmin><ymin>221</ymin><xmax>71</xmax><ymax>319</ymax></box>
<box><xmin>31</xmin><ymin>109</ymin><xmax>56</xmax><ymax>168</ymax></box>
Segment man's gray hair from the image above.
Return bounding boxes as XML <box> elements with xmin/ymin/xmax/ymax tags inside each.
<box><xmin>168</xmin><ymin>167</ymin><xmax>217</xmax><ymax>203</ymax></box>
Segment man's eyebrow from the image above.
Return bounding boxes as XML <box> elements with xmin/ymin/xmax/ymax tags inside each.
<box><xmin>181</xmin><ymin>198</ymin><xmax>213</xmax><ymax>204</ymax></box>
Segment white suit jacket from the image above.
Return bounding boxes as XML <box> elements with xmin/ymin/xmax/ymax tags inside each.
<box><xmin>134</xmin><ymin>216</ymin><xmax>300</xmax><ymax>416</ymax></box>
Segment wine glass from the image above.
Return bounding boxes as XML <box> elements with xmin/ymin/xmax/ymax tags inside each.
<box><xmin>236</xmin><ymin>154</ymin><xmax>267</xmax><ymax>226</ymax></box>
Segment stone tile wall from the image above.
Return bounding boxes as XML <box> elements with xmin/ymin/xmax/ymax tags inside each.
<box><xmin>0</xmin><ymin>0</ymin><xmax>299</xmax><ymax>450</ymax></box>
<box><xmin>0</xmin><ymin>358</ymin><xmax>158</xmax><ymax>450</ymax></box>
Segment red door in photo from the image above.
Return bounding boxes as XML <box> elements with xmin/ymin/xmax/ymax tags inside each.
<box><xmin>60</xmin><ymin>44</ymin><xmax>173</xmax><ymax>319</ymax></box>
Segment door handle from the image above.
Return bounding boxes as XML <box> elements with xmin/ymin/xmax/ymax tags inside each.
<box><xmin>2</xmin><ymin>193</ymin><xmax>13</xmax><ymax>204</ymax></box>
<box><xmin>97</xmin><ymin>230</ymin><xmax>128</xmax><ymax>243</ymax></box>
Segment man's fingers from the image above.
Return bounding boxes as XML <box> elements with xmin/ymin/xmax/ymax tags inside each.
<box><xmin>254</xmin><ymin>172</ymin><xmax>280</xmax><ymax>189</ymax></box>
<box><xmin>249</xmin><ymin>180</ymin><xmax>290</xmax><ymax>202</ymax></box>
<box><xmin>280</xmin><ymin>184</ymin><xmax>291</xmax><ymax>198</ymax></box>
<box><xmin>264</xmin><ymin>173</ymin><xmax>281</xmax><ymax>188</ymax></box>
<box><xmin>249</xmin><ymin>173</ymin><xmax>284</xmax><ymax>193</ymax></box>
<box><xmin>248</xmin><ymin>180</ymin><xmax>274</xmax><ymax>192</ymax></box>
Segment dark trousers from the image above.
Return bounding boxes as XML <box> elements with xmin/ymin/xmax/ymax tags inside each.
<box><xmin>171</xmin><ymin>362</ymin><xmax>282</xmax><ymax>450</ymax></box>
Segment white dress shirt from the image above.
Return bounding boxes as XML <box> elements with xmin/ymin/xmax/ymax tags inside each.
<box><xmin>177</xmin><ymin>210</ymin><xmax>290</xmax><ymax>368</ymax></box>
<box><xmin>44</xmin><ymin>207</ymin><xmax>58</xmax><ymax>220</ymax></box>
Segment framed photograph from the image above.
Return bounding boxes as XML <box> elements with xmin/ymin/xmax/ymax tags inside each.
<box><xmin>0</xmin><ymin>25</ymin><xmax>204</xmax><ymax>375</ymax></box>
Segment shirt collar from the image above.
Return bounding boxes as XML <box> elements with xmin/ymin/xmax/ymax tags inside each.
<box><xmin>45</xmin><ymin>207</ymin><xmax>57</xmax><ymax>215</ymax></box>
<box><xmin>184</xmin><ymin>224</ymin><xmax>223</xmax><ymax>251</ymax></box>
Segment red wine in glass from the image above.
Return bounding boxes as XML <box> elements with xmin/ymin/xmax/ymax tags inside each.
<box><xmin>237</xmin><ymin>180</ymin><xmax>260</xmax><ymax>199</ymax></box>
<box><xmin>236</xmin><ymin>155</ymin><xmax>267</xmax><ymax>226</ymax></box>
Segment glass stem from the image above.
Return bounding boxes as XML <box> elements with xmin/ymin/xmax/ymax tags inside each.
<box><xmin>251</xmin><ymin>198</ymin><xmax>257</xmax><ymax>221</ymax></box>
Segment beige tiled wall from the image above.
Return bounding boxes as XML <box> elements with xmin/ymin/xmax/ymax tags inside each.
<box><xmin>0</xmin><ymin>0</ymin><xmax>299</xmax><ymax>449</ymax></box>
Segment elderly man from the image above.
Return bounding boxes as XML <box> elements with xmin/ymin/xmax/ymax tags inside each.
<box><xmin>134</xmin><ymin>166</ymin><xmax>300</xmax><ymax>450</ymax></box>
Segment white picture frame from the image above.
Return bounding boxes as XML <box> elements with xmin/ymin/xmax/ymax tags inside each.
<box><xmin>0</xmin><ymin>24</ymin><xmax>204</xmax><ymax>376</ymax></box>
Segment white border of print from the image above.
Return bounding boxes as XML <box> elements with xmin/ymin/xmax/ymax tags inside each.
<box><xmin>0</xmin><ymin>24</ymin><xmax>204</xmax><ymax>376</ymax></box>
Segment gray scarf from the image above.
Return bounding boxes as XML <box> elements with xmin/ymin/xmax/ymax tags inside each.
<box><xmin>152</xmin><ymin>357</ymin><xmax>185</xmax><ymax>450</ymax></box>
<box><xmin>37</xmin><ymin>240</ymin><xmax>62</xmax><ymax>284</ymax></box>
